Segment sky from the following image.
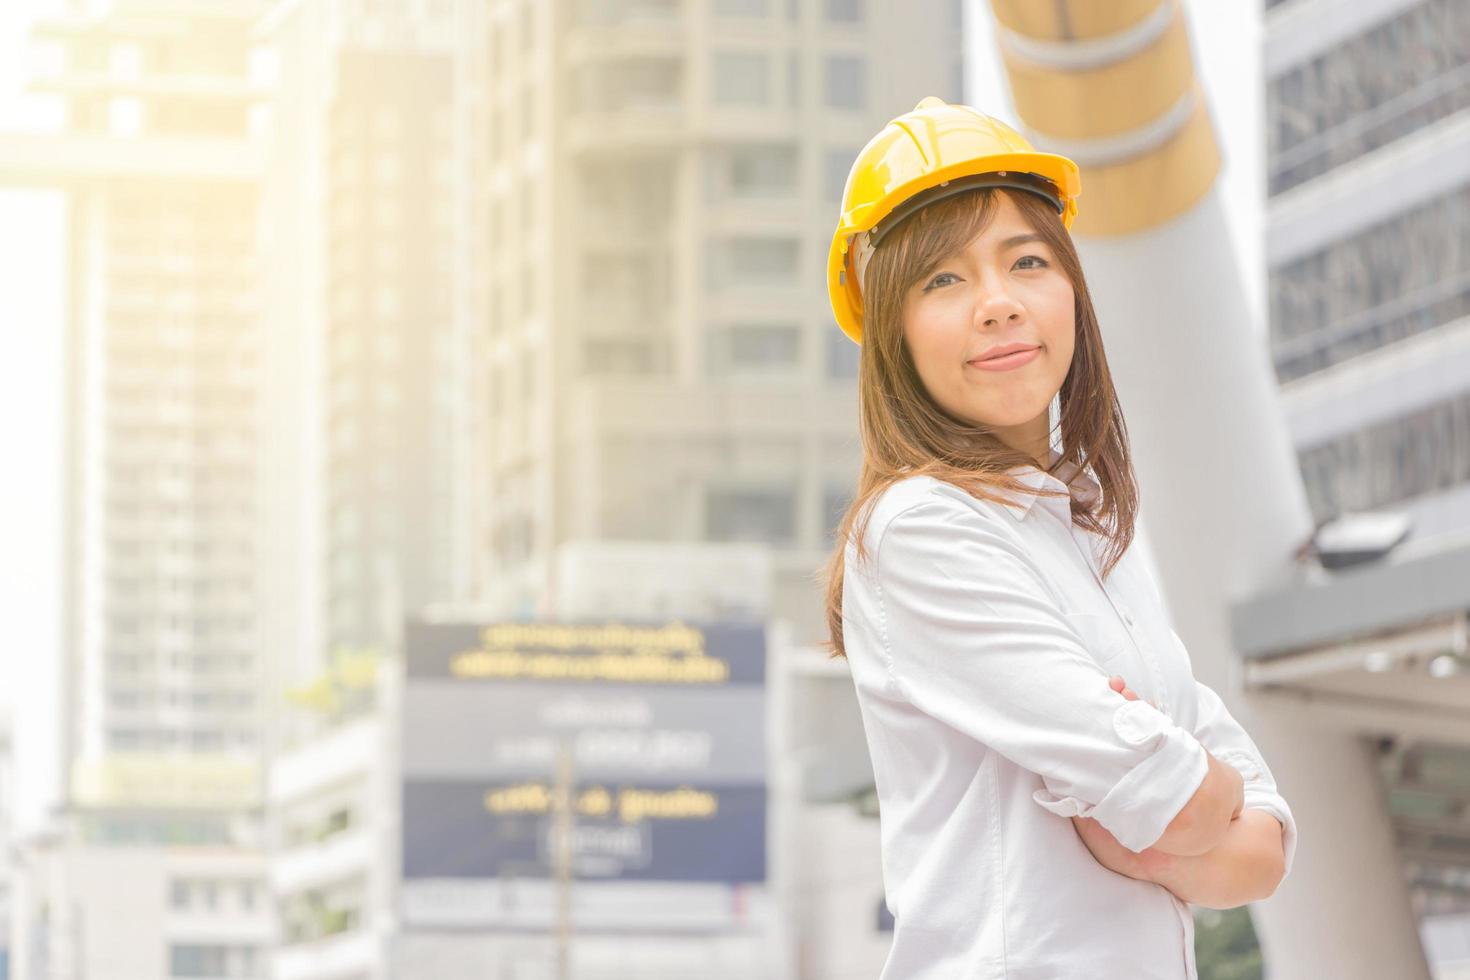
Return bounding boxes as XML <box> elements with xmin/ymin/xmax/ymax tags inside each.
<box><xmin>0</xmin><ymin>0</ymin><xmax>1264</xmax><ymax>834</ymax></box>
<box><xmin>0</xmin><ymin>0</ymin><xmax>65</xmax><ymax>834</ymax></box>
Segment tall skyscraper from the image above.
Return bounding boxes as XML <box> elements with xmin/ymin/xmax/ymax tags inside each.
<box><xmin>25</xmin><ymin>0</ymin><xmax>271</xmax><ymax>821</ymax></box>
<box><xmin>320</xmin><ymin>47</ymin><xmax>457</xmax><ymax>654</ymax></box>
<box><xmin>466</xmin><ymin>0</ymin><xmax>965</xmax><ymax>643</ymax></box>
<box><xmin>253</xmin><ymin>0</ymin><xmax>471</xmax><ymax>769</ymax></box>
<box><xmin>1</xmin><ymin>5</ymin><xmax>277</xmax><ymax>975</ymax></box>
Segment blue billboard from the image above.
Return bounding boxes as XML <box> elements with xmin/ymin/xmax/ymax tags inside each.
<box><xmin>400</xmin><ymin>618</ymin><xmax>767</xmax><ymax>885</ymax></box>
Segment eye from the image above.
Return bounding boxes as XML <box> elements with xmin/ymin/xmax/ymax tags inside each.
<box><xmin>1016</xmin><ymin>254</ymin><xmax>1048</xmax><ymax>269</ymax></box>
<box><xmin>922</xmin><ymin>271</ymin><xmax>961</xmax><ymax>292</ymax></box>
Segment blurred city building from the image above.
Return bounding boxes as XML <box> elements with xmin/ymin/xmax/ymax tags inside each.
<box><xmin>1254</xmin><ymin>0</ymin><xmax>1470</xmax><ymax>971</ymax></box>
<box><xmin>267</xmin><ymin>549</ymin><xmax>787</xmax><ymax>979</ymax></box>
<box><xmin>267</xmin><ymin>705</ymin><xmax>393</xmax><ymax>978</ymax></box>
<box><xmin>461</xmin><ymin>0</ymin><xmax>963</xmax><ymax>646</ymax></box>
<box><xmin>8</xmin><ymin>812</ymin><xmax>271</xmax><ymax>980</ymax></box>
<box><xmin>13</xmin><ymin>0</ymin><xmax>269</xmax><ymax>818</ymax></box>
<box><xmin>21</xmin><ymin>0</ymin><xmax>1470</xmax><ymax>977</ymax></box>
<box><xmin>0</xmin><ymin>2</ymin><xmax>276</xmax><ymax>977</ymax></box>
<box><xmin>254</xmin><ymin>0</ymin><xmax>965</xmax><ymax>976</ymax></box>
<box><xmin>253</xmin><ymin>0</ymin><xmax>465</xmax><ymax>755</ymax></box>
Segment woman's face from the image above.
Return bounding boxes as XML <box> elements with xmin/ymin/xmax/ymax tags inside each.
<box><xmin>900</xmin><ymin>193</ymin><xmax>1076</xmax><ymax>461</ymax></box>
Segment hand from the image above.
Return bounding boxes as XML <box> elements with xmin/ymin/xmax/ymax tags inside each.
<box><xmin>1070</xmin><ymin>813</ymin><xmax>1180</xmax><ymax>885</ymax></box>
<box><xmin>1067</xmin><ymin>675</ymin><xmax>1179</xmax><ymax>886</ymax></box>
<box><xmin>1107</xmin><ymin>673</ymin><xmax>1159</xmax><ymax>711</ymax></box>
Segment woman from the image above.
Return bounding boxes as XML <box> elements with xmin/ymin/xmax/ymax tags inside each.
<box><xmin>819</xmin><ymin>97</ymin><xmax>1298</xmax><ymax>979</ymax></box>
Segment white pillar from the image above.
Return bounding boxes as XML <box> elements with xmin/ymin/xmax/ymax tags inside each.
<box><xmin>1078</xmin><ymin>187</ymin><xmax>1431</xmax><ymax>979</ymax></box>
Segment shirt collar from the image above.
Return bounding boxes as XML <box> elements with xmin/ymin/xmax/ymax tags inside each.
<box><xmin>999</xmin><ymin>445</ymin><xmax>1102</xmax><ymax>522</ymax></box>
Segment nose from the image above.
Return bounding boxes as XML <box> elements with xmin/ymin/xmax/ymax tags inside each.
<box><xmin>973</xmin><ymin>274</ymin><xmax>1025</xmax><ymax>328</ymax></box>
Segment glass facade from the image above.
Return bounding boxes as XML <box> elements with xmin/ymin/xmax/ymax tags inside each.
<box><xmin>704</xmin><ymin>486</ymin><xmax>799</xmax><ymax>544</ymax></box>
<box><xmin>1268</xmin><ymin>0</ymin><xmax>1470</xmax><ymax>195</ymax></box>
<box><xmin>1299</xmin><ymin>390</ymin><xmax>1470</xmax><ymax>522</ymax></box>
<box><xmin>1270</xmin><ymin>184</ymin><xmax>1470</xmax><ymax>383</ymax></box>
<box><xmin>1268</xmin><ymin>0</ymin><xmax>1470</xmax><ymax>530</ymax></box>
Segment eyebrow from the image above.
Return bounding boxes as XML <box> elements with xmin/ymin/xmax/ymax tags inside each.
<box><xmin>999</xmin><ymin>232</ymin><xmax>1045</xmax><ymax>250</ymax></box>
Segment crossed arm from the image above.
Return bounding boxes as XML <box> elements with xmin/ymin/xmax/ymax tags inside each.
<box><xmin>1070</xmin><ymin>675</ymin><xmax>1289</xmax><ymax>909</ymax></box>
<box><xmin>1074</xmin><ymin>804</ymin><xmax>1287</xmax><ymax>909</ymax></box>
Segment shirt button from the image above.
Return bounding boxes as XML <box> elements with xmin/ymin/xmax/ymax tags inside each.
<box><xmin>1121</xmin><ymin>609</ymin><xmax>1135</xmax><ymax>627</ymax></box>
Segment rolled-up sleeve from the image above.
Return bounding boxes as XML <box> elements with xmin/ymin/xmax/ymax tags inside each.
<box><xmin>872</xmin><ymin>495</ymin><xmax>1210</xmax><ymax>854</ymax></box>
<box><xmin>1189</xmin><ymin>662</ymin><xmax>1299</xmax><ymax>877</ymax></box>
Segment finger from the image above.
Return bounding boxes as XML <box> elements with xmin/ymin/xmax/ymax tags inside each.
<box><xmin>1122</xmin><ymin>688</ymin><xmax>1139</xmax><ymax>700</ymax></box>
<box><xmin>1108</xmin><ymin>675</ymin><xmax>1125</xmax><ymax>692</ymax></box>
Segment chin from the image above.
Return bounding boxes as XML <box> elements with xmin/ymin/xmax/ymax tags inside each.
<box><xmin>975</xmin><ymin>406</ymin><xmax>1048</xmax><ymax>429</ymax></box>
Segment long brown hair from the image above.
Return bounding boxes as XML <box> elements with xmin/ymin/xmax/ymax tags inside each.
<box><xmin>817</xmin><ymin>186</ymin><xmax>1139</xmax><ymax>660</ymax></box>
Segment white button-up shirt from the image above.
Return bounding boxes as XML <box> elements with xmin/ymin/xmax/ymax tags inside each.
<box><xmin>841</xmin><ymin>453</ymin><xmax>1298</xmax><ymax>979</ymax></box>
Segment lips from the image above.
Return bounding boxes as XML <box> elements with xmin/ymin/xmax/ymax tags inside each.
<box><xmin>972</xmin><ymin>343</ymin><xmax>1040</xmax><ymax>363</ymax></box>
<box><xmin>968</xmin><ymin>345</ymin><xmax>1041</xmax><ymax>372</ymax></box>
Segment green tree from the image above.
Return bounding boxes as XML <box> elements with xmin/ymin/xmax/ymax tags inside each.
<box><xmin>1195</xmin><ymin>905</ymin><xmax>1264</xmax><ymax>980</ymax></box>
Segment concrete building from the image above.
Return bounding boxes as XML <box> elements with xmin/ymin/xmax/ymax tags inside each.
<box><xmin>1257</xmin><ymin>0</ymin><xmax>1470</xmax><ymax>970</ymax></box>
<box><xmin>8</xmin><ymin>814</ymin><xmax>273</xmax><ymax>980</ymax></box>
<box><xmin>461</xmin><ymin>0</ymin><xmax>964</xmax><ymax>640</ymax></box>
<box><xmin>267</xmin><ymin>711</ymin><xmax>395</xmax><ymax>980</ymax></box>
<box><xmin>0</xmin><ymin>5</ymin><xmax>276</xmax><ymax>977</ymax></box>
<box><xmin>442</xmin><ymin>8</ymin><xmax>962</xmax><ymax>970</ymax></box>
<box><xmin>252</xmin><ymin>0</ymin><xmax>472</xmax><ymax>753</ymax></box>
<box><xmin>265</xmin><ymin>574</ymin><xmax>795</xmax><ymax>979</ymax></box>
<box><xmin>317</xmin><ymin>45</ymin><xmax>457</xmax><ymax>658</ymax></box>
<box><xmin>15</xmin><ymin>0</ymin><xmax>270</xmax><ymax>810</ymax></box>
<box><xmin>1266</xmin><ymin>0</ymin><xmax>1470</xmax><ymax>544</ymax></box>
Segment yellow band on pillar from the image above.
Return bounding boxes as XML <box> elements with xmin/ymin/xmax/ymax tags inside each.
<box><xmin>1068</xmin><ymin>81</ymin><xmax>1219</xmax><ymax>238</ymax></box>
<box><xmin>1000</xmin><ymin>3</ymin><xmax>1193</xmax><ymax>141</ymax></box>
<box><xmin>987</xmin><ymin>0</ymin><xmax>1219</xmax><ymax>236</ymax></box>
<box><xmin>991</xmin><ymin>0</ymin><xmax>1162</xmax><ymax>42</ymax></box>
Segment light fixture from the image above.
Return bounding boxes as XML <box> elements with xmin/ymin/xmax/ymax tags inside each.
<box><xmin>1364</xmin><ymin>650</ymin><xmax>1395</xmax><ymax>673</ymax></box>
<box><xmin>1429</xmin><ymin>655</ymin><xmax>1461</xmax><ymax>679</ymax></box>
<box><xmin>1306</xmin><ymin>509</ymin><xmax>1413</xmax><ymax>570</ymax></box>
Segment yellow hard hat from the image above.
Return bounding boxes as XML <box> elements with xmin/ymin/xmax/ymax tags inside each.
<box><xmin>827</xmin><ymin>96</ymin><xmax>1081</xmax><ymax>345</ymax></box>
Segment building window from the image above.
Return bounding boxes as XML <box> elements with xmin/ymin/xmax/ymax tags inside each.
<box><xmin>706</xmin><ymin>323</ymin><xmax>802</xmax><ymax>377</ymax></box>
<box><xmin>578</xmin><ymin>58</ymin><xmax>682</xmax><ymax>112</ymax></box>
<box><xmin>715</xmin><ymin>0</ymin><xmax>768</xmax><ymax>16</ymax></box>
<box><xmin>1267</xmin><ymin>0</ymin><xmax>1470</xmax><ymax>195</ymax></box>
<box><xmin>823</xmin><ymin>54</ymin><xmax>865</xmax><ymax>110</ymax></box>
<box><xmin>826</xmin><ymin>325</ymin><xmax>860</xmax><ymax>379</ymax></box>
<box><xmin>707</xmin><ymin>143</ymin><xmax>798</xmax><ymax>200</ymax></box>
<box><xmin>824</xmin><ymin>0</ymin><xmax>862</xmax><ymax>23</ymax></box>
<box><xmin>713</xmin><ymin>51</ymin><xmax>771</xmax><ymax>106</ymax></box>
<box><xmin>708</xmin><ymin>236</ymin><xmax>800</xmax><ymax>290</ymax></box>
<box><xmin>825</xmin><ymin>146</ymin><xmax>858</xmax><ymax>208</ymax></box>
<box><xmin>109</xmin><ymin>97</ymin><xmax>142</xmax><ymax>137</ymax></box>
<box><xmin>170</xmin><ymin>945</ymin><xmax>222</xmax><ymax>977</ymax></box>
<box><xmin>168</xmin><ymin>943</ymin><xmax>259</xmax><ymax>978</ymax></box>
<box><xmin>582</xmin><ymin>337</ymin><xmax>668</xmax><ymax>376</ymax></box>
<box><xmin>1269</xmin><ymin>183</ymin><xmax>1470</xmax><ymax>382</ymax></box>
<box><xmin>1298</xmin><ymin>390</ymin><xmax>1470</xmax><ymax>522</ymax></box>
<box><xmin>705</xmin><ymin>485</ymin><xmax>798</xmax><ymax>544</ymax></box>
